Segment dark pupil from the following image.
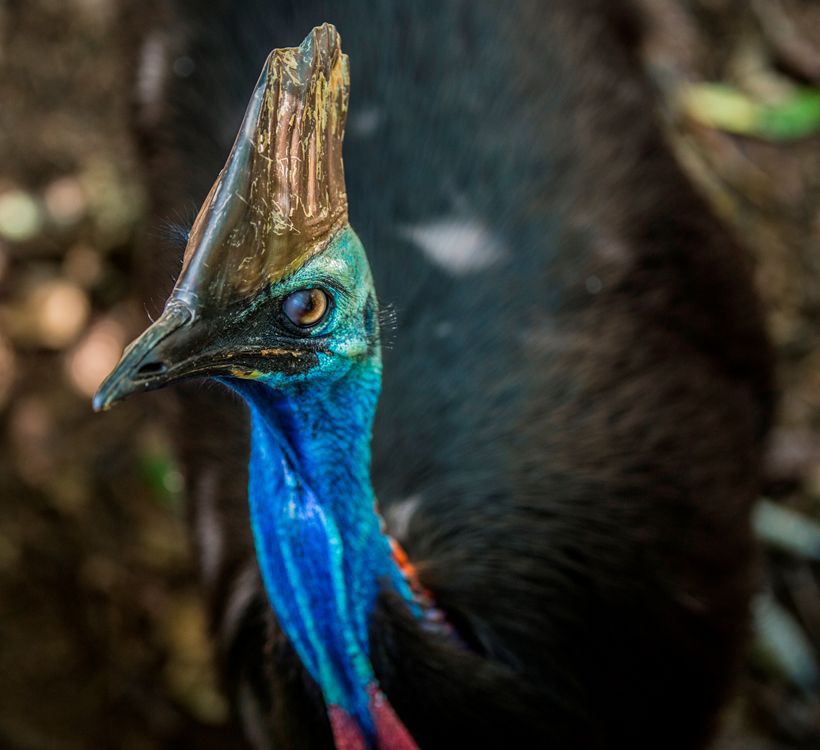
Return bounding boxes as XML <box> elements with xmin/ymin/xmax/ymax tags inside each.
<box><xmin>283</xmin><ymin>289</ymin><xmax>327</xmax><ymax>327</ymax></box>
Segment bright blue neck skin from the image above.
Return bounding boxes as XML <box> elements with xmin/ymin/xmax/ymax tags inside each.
<box><xmin>221</xmin><ymin>228</ymin><xmax>416</xmax><ymax>737</ymax></box>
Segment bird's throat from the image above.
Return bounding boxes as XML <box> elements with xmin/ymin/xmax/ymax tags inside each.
<box><xmin>226</xmin><ymin>366</ymin><xmax>419</xmax><ymax>749</ymax></box>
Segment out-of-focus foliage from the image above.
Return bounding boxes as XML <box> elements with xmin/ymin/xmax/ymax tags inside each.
<box><xmin>0</xmin><ymin>1</ymin><xmax>240</xmax><ymax>747</ymax></box>
<box><xmin>641</xmin><ymin>1</ymin><xmax>820</xmax><ymax>746</ymax></box>
<box><xmin>0</xmin><ymin>0</ymin><xmax>817</xmax><ymax>748</ymax></box>
<box><xmin>682</xmin><ymin>84</ymin><xmax>820</xmax><ymax>141</ymax></box>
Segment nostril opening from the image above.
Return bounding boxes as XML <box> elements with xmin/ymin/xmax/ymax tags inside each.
<box><xmin>136</xmin><ymin>360</ymin><xmax>168</xmax><ymax>378</ymax></box>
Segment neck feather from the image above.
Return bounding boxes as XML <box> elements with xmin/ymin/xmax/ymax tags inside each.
<box><xmin>226</xmin><ymin>361</ymin><xmax>417</xmax><ymax>747</ymax></box>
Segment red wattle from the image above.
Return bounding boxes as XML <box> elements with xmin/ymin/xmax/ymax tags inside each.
<box><xmin>328</xmin><ymin>706</ymin><xmax>368</xmax><ymax>750</ymax></box>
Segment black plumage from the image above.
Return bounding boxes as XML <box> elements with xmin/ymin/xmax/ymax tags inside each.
<box><xmin>125</xmin><ymin>1</ymin><xmax>773</xmax><ymax>747</ymax></box>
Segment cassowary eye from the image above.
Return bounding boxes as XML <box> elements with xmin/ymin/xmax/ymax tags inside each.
<box><xmin>282</xmin><ymin>288</ymin><xmax>329</xmax><ymax>328</ymax></box>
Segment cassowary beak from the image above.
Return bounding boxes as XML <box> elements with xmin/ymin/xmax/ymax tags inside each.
<box><xmin>90</xmin><ymin>323</ymin><xmax>222</xmax><ymax>411</ymax></box>
<box><xmin>92</xmin><ymin>303</ymin><xmax>193</xmax><ymax>411</ymax></box>
<box><xmin>92</xmin><ymin>302</ymin><xmax>258</xmax><ymax>412</ymax></box>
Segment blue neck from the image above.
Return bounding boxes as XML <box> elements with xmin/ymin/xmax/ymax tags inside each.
<box><xmin>225</xmin><ymin>361</ymin><xmax>414</xmax><ymax>735</ymax></box>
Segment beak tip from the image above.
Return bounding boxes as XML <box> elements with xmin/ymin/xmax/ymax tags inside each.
<box><xmin>92</xmin><ymin>362</ymin><xmax>139</xmax><ymax>412</ymax></box>
<box><xmin>92</xmin><ymin>379</ymin><xmax>120</xmax><ymax>413</ymax></box>
<box><xmin>91</xmin><ymin>394</ymin><xmax>109</xmax><ymax>413</ymax></box>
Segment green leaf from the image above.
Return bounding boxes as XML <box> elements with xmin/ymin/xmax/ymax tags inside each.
<box><xmin>758</xmin><ymin>88</ymin><xmax>820</xmax><ymax>140</ymax></box>
<box><xmin>682</xmin><ymin>83</ymin><xmax>820</xmax><ymax>141</ymax></box>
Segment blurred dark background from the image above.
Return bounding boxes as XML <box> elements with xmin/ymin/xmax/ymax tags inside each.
<box><xmin>0</xmin><ymin>1</ymin><xmax>818</xmax><ymax>747</ymax></box>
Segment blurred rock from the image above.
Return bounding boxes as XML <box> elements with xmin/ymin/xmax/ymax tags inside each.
<box><xmin>43</xmin><ymin>175</ymin><xmax>88</xmax><ymax>228</ymax></box>
<box><xmin>4</xmin><ymin>276</ymin><xmax>90</xmax><ymax>350</ymax></box>
<box><xmin>63</xmin><ymin>243</ymin><xmax>103</xmax><ymax>287</ymax></box>
<box><xmin>65</xmin><ymin>316</ymin><xmax>126</xmax><ymax>398</ymax></box>
<box><xmin>0</xmin><ymin>188</ymin><xmax>43</xmax><ymax>242</ymax></box>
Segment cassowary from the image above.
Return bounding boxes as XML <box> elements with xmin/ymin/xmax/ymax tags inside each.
<box><xmin>97</xmin><ymin>3</ymin><xmax>773</xmax><ymax>748</ymax></box>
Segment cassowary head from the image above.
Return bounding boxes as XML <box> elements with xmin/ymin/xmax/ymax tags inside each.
<box><xmin>94</xmin><ymin>23</ymin><xmax>375</xmax><ymax>409</ymax></box>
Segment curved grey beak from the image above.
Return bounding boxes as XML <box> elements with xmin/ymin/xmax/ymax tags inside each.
<box><xmin>92</xmin><ymin>303</ymin><xmax>193</xmax><ymax>412</ymax></box>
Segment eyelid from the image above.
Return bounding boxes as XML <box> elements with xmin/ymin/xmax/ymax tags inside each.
<box><xmin>312</xmin><ymin>277</ymin><xmax>350</xmax><ymax>304</ymax></box>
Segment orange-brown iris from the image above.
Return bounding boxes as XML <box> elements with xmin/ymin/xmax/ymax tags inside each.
<box><xmin>282</xmin><ymin>288</ymin><xmax>329</xmax><ymax>328</ymax></box>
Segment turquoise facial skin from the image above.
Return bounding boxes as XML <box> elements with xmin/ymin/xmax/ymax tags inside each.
<box><xmin>220</xmin><ymin>226</ymin><xmax>416</xmax><ymax>738</ymax></box>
